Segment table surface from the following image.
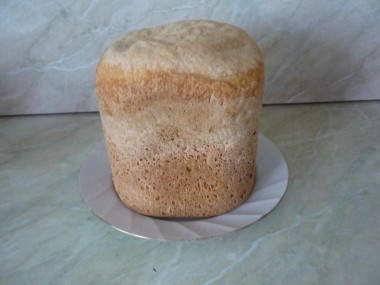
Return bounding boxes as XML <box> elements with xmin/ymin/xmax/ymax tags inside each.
<box><xmin>1</xmin><ymin>102</ymin><xmax>379</xmax><ymax>284</ymax></box>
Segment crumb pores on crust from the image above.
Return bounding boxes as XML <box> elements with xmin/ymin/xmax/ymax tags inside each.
<box><xmin>95</xmin><ymin>20</ymin><xmax>264</xmax><ymax>217</ymax></box>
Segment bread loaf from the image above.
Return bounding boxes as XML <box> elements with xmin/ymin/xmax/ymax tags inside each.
<box><xmin>95</xmin><ymin>20</ymin><xmax>264</xmax><ymax>217</ymax></box>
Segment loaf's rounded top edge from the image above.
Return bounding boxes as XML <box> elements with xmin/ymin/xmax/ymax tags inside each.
<box><xmin>98</xmin><ymin>20</ymin><xmax>263</xmax><ymax>80</ymax></box>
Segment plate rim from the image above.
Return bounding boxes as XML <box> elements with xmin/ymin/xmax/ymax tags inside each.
<box><xmin>78</xmin><ymin>133</ymin><xmax>288</xmax><ymax>241</ymax></box>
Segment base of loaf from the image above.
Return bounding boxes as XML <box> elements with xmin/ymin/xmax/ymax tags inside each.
<box><xmin>111</xmin><ymin>151</ymin><xmax>256</xmax><ymax>218</ymax></box>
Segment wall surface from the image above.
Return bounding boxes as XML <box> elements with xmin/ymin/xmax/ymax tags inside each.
<box><xmin>1</xmin><ymin>0</ymin><xmax>379</xmax><ymax>115</ymax></box>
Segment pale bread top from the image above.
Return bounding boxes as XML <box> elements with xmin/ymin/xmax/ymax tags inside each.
<box><xmin>99</xmin><ymin>20</ymin><xmax>263</xmax><ymax>85</ymax></box>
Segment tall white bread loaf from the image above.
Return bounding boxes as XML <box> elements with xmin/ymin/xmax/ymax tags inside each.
<box><xmin>95</xmin><ymin>20</ymin><xmax>264</xmax><ymax>217</ymax></box>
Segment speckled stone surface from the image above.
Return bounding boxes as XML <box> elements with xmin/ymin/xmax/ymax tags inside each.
<box><xmin>1</xmin><ymin>0</ymin><xmax>380</xmax><ymax>114</ymax></box>
<box><xmin>1</xmin><ymin>102</ymin><xmax>380</xmax><ymax>284</ymax></box>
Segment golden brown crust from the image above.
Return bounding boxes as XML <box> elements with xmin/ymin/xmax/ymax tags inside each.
<box><xmin>96</xmin><ymin>65</ymin><xmax>264</xmax><ymax>116</ymax></box>
<box><xmin>95</xmin><ymin>20</ymin><xmax>264</xmax><ymax>217</ymax></box>
<box><xmin>111</xmin><ymin>145</ymin><xmax>256</xmax><ymax>217</ymax></box>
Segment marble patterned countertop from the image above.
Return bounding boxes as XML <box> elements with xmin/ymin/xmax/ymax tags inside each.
<box><xmin>2</xmin><ymin>0</ymin><xmax>380</xmax><ymax>115</ymax></box>
<box><xmin>1</xmin><ymin>102</ymin><xmax>379</xmax><ymax>284</ymax></box>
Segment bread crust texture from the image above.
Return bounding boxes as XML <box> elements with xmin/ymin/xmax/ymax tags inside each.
<box><xmin>95</xmin><ymin>20</ymin><xmax>264</xmax><ymax>217</ymax></box>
